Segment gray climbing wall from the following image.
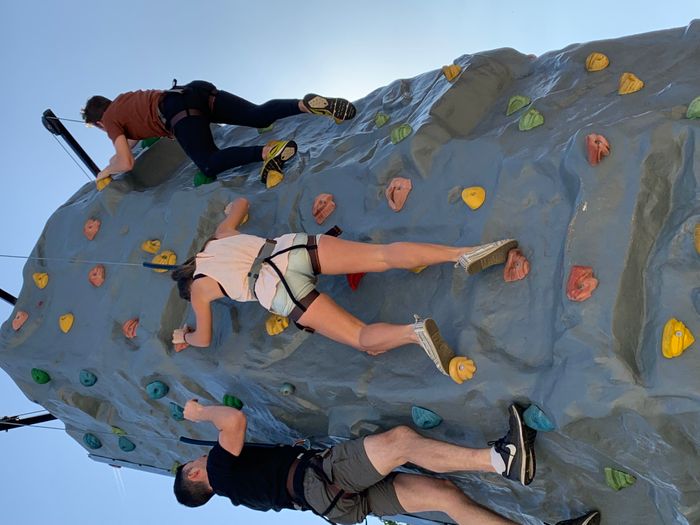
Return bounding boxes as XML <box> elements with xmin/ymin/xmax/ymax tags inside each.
<box><xmin>2</xmin><ymin>21</ymin><xmax>700</xmax><ymax>525</ymax></box>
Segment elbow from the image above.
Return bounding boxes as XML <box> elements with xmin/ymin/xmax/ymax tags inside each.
<box><xmin>124</xmin><ymin>157</ymin><xmax>135</xmax><ymax>171</ymax></box>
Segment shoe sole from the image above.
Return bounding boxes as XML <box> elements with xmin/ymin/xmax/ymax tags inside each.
<box><xmin>509</xmin><ymin>403</ymin><xmax>528</xmax><ymax>486</ymax></box>
<box><xmin>416</xmin><ymin>319</ymin><xmax>455</xmax><ymax>375</ymax></box>
<box><xmin>304</xmin><ymin>94</ymin><xmax>357</xmax><ymax>122</ymax></box>
<box><xmin>467</xmin><ymin>240</ymin><xmax>518</xmax><ymax>275</ymax></box>
<box><xmin>260</xmin><ymin>140</ymin><xmax>297</xmax><ymax>184</ymax></box>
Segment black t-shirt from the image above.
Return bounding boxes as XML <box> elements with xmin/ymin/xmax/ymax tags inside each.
<box><xmin>207</xmin><ymin>442</ymin><xmax>304</xmax><ymax>512</ymax></box>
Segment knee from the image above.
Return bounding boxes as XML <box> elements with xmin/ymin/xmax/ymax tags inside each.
<box><xmin>380</xmin><ymin>425</ymin><xmax>418</xmax><ymax>452</ymax></box>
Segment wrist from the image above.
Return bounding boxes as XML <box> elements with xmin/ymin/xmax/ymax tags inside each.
<box><xmin>183</xmin><ymin>331</ymin><xmax>189</xmax><ymax>345</ymax></box>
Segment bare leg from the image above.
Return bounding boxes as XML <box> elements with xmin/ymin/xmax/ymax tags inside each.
<box><xmin>392</xmin><ymin>474</ymin><xmax>518</xmax><ymax>525</ymax></box>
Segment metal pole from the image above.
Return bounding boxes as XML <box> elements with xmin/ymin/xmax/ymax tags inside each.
<box><xmin>0</xmin><ymin>413</ymin><xmax>57</xmax><ymax>432</ymax></box>
<box><xmin>42</xmin><ymin>109</ymin><xmax>100</xmax><ymax>176</ymax></box>
<box><xmin>0</xmin><ymin>288</ymin><xmax>17</xmax><ymax>306</ymax></box>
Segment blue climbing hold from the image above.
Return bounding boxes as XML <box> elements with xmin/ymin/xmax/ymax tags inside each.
<box><xmin>79</xmin><ymin>370</ymin><xmax>98</xmax><ymax>387</ymax></box>
<box><xmin>279</xmin><ymin>383</ymin><xmax>295</xmax><ymax>396</ymax></box>
<box><xmin>83</xmin><ymin>433</ymin><xmax>102</xmax><ymax>449</ymax></box>
<box><xmin>118</xmin><ymin>436</ymin><xmax>136</xmax><ymax>452</ymax></box>
<box><xmin>170</xmin><ymin>402</ymin><xmax>185</xmax><ymax>421</ymax></box>
<box><xmin>523</xmin><ymin>404</ymin><xmax>555</xmax><ymax>432</ymax></box>
<box><xmin>411</xmin><ymin>406</ymin><xmax>442</xmax><ymax>429</ymax></box>
<box><xmin>146</xmin><ymin>380</ymin><xmax>169</xmax><ymax>399</ymax></box>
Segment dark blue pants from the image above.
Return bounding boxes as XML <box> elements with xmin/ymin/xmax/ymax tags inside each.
<box><xmin>160</xmin><ymin>80</ymin><xmax>301</xmax><ymax>178</ymax></box>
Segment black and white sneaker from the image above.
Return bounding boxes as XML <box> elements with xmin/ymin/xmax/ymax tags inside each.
<box><xmin>488</xmin><ymin>403</ymin><xmax>537</xmax><ymax>486</ymax></box>
<box><xmin>554</xmin><ymin>510</ymin><xmax>601</xmax><ymax>525</ymax></box>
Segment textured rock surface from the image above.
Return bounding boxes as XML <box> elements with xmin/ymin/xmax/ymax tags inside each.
<box><xmin>3</xmin><ymin>22</ymin><xmax>700</xmax><ymax>525</ymax></box>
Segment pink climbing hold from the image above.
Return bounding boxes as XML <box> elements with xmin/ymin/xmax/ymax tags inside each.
<box><xmin>88</xmin><ymin>265</ymin><xmax>105</xmax><ymax>287</ymax></box>
<box><xmin>586</xmin><ymin>134</ymin><xmax>610</xmax><ymax>166</ymax></box>
<box><xmin>385</xmin><ymin>177</ymin><xmax>412</xmax><ymax>212</ymax></box>
<box><xmin>566</xmin><ymin>265</ymin><xmax>598</xmax><ymax>302</ymax></box>
<box><xmin>312</xmin><ymin>193</ymin><xmax>336</xmax><ymax>225</ymax></box>
<box><xmin>83</xmin><ymin>218</ymin><xmax>101</xmax><ymax>241</ymax></box>
<box><xmin>12</xmin><ymin>311</ymin><xmax>29</xmax><ymax>331</ymax></box>
<box><xmin>346</xmin><ymin>272</ymin><xmax>366</xmax><ymax>291</ymax></box>
<box><xmin>122</xmin><ymin>318</ymin><xmax>139</xmax><ymax>339</ymax></box>
<box><xmin>503</xmin><ymin>249</ymin><xmax>530</xmax><ymax>282</ymax></box>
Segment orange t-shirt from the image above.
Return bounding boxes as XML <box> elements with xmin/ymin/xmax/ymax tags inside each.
<box><xmin>101</xmin><ymin>90</ymin><xmax>170</xmax><ymax>142</ymax></box>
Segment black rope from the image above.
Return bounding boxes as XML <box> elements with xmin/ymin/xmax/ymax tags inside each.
<box><xmin>51</xmin><ymin>134</ymin><xmax>93</xmax><ymax>181</ymax></box>
<box><xmin>45</xmin><ymin>115</ymin><xmax>86</xmax><ymax>124</ymax></box>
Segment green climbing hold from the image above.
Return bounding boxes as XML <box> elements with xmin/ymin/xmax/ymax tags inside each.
<box><xmin>140</xmin><ymin>137</ymin><xmax>160</xmax><ymax>149</ymax></box>
<box><xmin>686</xmin><ymin>96</ymin><xmax>700</xmax><ymax>119</ymax></box>
<box><xmin>523</xmin><ymin>404</ymin><xmax>555</xmax><ymax>432</ymax></box>
<box><xmin>279</xmin><ymin>383</ymin><xmax>295</xmax><ymax>396</ymax></box>
<box><xmin>146</xmin><ymin>380</ymin><xmax>169</xmax><ymax>399</ymax></box>
<box><xmin>31</xmin><ymin>368</ymin><xmax>51</xmax><ymax>385</ymax></box>
<box><xmin>118</xmin><ymin>436</ymin><xmax>136</xmax><ymax>452</ymax></box>
<box><xmin>604</xmin><ymin>467</ymin><xmax>636</xmax><ymax>491</ymax></box>
<box><xmin>518</xmin><ymin>108</ymin><xmax>544</xmax><ymax>131</ymax></box>
<box><xmin>257</xmin><ymin>124</ymin><xmax>274</xmax><ymax>134</ymax></box>
<box><xmin>374</xmin><ymin>112</ymin><xmax>391</xmax><ymax>128</ymax></box>
<box><xmin>170</xmin><ymin>461</ymin><xmax>182</xmax><ymax>475</ymax></box>
<box><xmin>506</xmin><ymin>95</ymin><xmax>531</xmax><ymax>116</ymax></box>
<box><xmin>170</xmin><ymin>402</ymin><xmax>185</xmax><ymax>421</ymax></box>
<box><xmin>411</xmin><ymin>406</ymin><xmax>442</xmax><ymax>429</ymax></box>
<box><xmin>83</xmin><ymin>433</ymin><xmax>102</xmax><ymax>450</ymax></box>
<box><xmin>111</xmin><ymin>426</ymin><xmax>126</xmax><ymax>436</ymax></box>
<box><xmin>222</xmin><ymin>394</ymin><xmax>244</xmax><ymax>410</ymax></box>
<box><xmin>79</xmin><ymin>370</ymin><xmax>97</xmax><ymax>387</ymax></box>
<box><xmin>390</xmin><ymin>124</ymin><xmax>413</xmax><ymax>144</ymax></box>
<box><xmin>193</xmin><ymin>171</ymin><xmax>216</xmax><ymax>187</ymax></box>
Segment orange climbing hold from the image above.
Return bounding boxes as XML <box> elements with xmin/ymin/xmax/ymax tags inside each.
<box><xmin>312</xmin><ymin>194</ymin><xmax>336</xmax><ymax>225</ymax></box>
<box><xmin>346</xmin><ymin>272</ymin><xmax>366</xmax><ymax>291</ymax></box>
<box><xmin>410</xmin><ymin>265</ymin><xmax>427</xmax><ymax>274</ymax></box>
<box><xmin>141</xmin><ymin>239</ymin><xmax>161</xmax><ymax>254</ymax></box>
<box><xmin>566</xmin><ymin>266</ymin><xmax>598</xmax><ymax>302</ymax></box>
<box><xmin>461</xmin><ymin>186</ymin><xmax>486</xmax><ymax>210</ymax></box>
<box><xmin>122</xmin><ymin>318</ymin><xmax>139</xmax><ymax>339</ymax></box>
<box><xmin>151</xmin><ymin>250</ymin><xmax>177</xmax><ymax>273</ymax></box>
<box><xmin>618</xmin><ymin>73</ymin><xmax>644</xmax><ymax>95</ymax></box>
<box><xmin>32</xmin><ymin>272</ymin><xmax>48</xmax><ymax>289</ymax></box>
<box><xmin>503</xmin><ymin>249</ymin><xmax>530</xmax><ymax>282</ymax></box>
<box><xmin>586</xmin><ymin>134</ymin><xmax>611</xmax><ymax>166</ymax></box>
<box><xmin>662</xmin><ymin>318</ymin><xmax>694</xmax><ymax>359</ymax></box>
<box><xmin>12</xmin><ymin>311</ymin><xmax>28</xmax><ymax>331</ymax></box>
<box><xmin>442</xmin><ymin>64</ymin><xmax>462</xmax><ymax>82</ymax></box>
<box><xmin>83</xmin><ymin>218</ymin><xmax>101</xmax><ymax>241</ymax></box>
<box><xmin>385</xmin><ymin>177</ymin><xmax>412</xmax><ymax>212</ymax></box>
<box><xmin>88</xmin><ymin>265</ymin><xmax>105</xmax><ymax>287</ymax></box>
<box><xmin>694</xmin><ymin>224</ymin><xmax>700</xmax><ymax>254</ymax></box>
<box><xmin>585</xmin><ymin>52</ymin><xmax>609</xmax><ymax>72</ymax></box>
<box><xmin>59</xmin><ymin>313</ymin><xmax>74</xmax><ymax>333</ymax></box>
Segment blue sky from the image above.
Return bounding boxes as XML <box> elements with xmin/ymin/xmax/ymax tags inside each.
<box><xmin>1</xmin><ymin>2</ymin><xmax>697</xmax><ymax>524</ymax></box>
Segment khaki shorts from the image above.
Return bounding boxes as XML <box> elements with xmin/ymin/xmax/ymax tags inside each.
<box><xmin>302</xmin><ymin>437</ymin><xmax>405</xmax><ymax>524</ymax></box>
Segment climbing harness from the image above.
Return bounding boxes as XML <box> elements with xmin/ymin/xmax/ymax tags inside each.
<box><xmin>158</xmin><ymin>79</ymin><xmax>219</xmax><ymax>130</ymax></box>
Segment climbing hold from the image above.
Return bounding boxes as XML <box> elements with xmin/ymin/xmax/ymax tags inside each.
<box><xmin>411</xmin><ymin>406</ymin><xmax>443</xmax><ymax>429</ymax></box>
<box><xmin>385</xmin><ymin>177</ymin><xmax>413</xmax><ymax>212</ymax></box>
<box><xmin>83</xmin><ymin>218</ymin><xmax>101</xmax><ymax>241</ymax></box>
<box><xmin>374</xmin><ymin>112</ymin><xmax>391</xmax><ymax>128</ymax></box>
<box><xmin>170</xmin><ymin>461</ymin><xmax>182</xmax><ymax>475</ymax></box>
<box><xmin>461</xmin><ymin>186</ymin><xmax>486</xmax><ymax>210</ymax></box>
<box><xmin>586</xmin><ymin>134</ymin><xmax>611</xmax><ymax>166</ymax></box>
<box><xmin>170</xmin><ymin>402</ymin><xmax>185</xmax><ymax>421</ymax></box>
<box><xmin>59</xmin><ymin>313</ymin><xmax>74</xmax><ymax>333</ymax></box>
<box><xmin>265</xmin><ymin>314</ymin><xmax>289</xmax><ymax>336</ymax></box>
<box><xmin>83</xmin><ymin>433</ymin><xmax>102</xmax><ymax>450</ymax></box>
<box><xmin>79</xmin><ymin>369</ymin><xmax>98</xmax><ymax>387</ymax></box>
<box><xmin>566</xmin><ymin>266</ymin><xmax>598</xmax><ymax>302</ymax></box>
<box><xmin>503</xmin><ymin>249</ymin><xmax>530</xmax><ymax>282</ymax></box>
<box><xmin>140</xmin><ymin>137</ymin><xmax>160</xmax><ymax>148</ymax></box>
<box><xmin>265</xmin><ymin>170</ymin><xmax>284</xmax><ymax>189</ymax></box>
<box><xmin>448</xmin><ymin>356</ymin><xmax>477</xmax><ymax>384</ymax></box>
<box><xmin>122</xmin><ymin>318</ymin><xmax>139</xmax><ymax>339</ymax></box>
<box><xmin>31</xmin><ymin>368</ymin><xmax>51</xmax><ymax>384</ymax></box>
<box><xmin>141</xmin><ymin>239</ymin><xmax>161</xmax><ymax>254</ymax></box>
<box><xmin>695</xmin><ymin>224</ymin><xmax>700</xmax><ymax>254</ymax></box>
<box><xmin>687</xmin><ymin>96</ymin><xmax>700</xmax><ymax>119</ymax></box>
<box><xmin>410</xmin><ymin>265</ymin><xmax>427</xmax><ymax>274</ymax></box>
<box><xmin>257</xmin><ymin>124</ymin><xmax>274</xmax><ymax>134</ymax></box>
<box><xmin>118</xmin><ymin>436</ymin><xmax>136</xmax><ymax>452</ymax></box>
<box><xmin>146</xmin><ymin>380</ymin><xmax>169</xmax><ymax>399</ymax></box>
<box><xmin>346</xmin><ymin>272</ymin><xmax>366</xmax><ymax>291</ymax></box>
<box><xmin>279</xmin><ymin>382</ymin><xmax>296</xmax><ymax>396</ymax></box>
<box><xmin>506</xmin><ymin>95</ymin><xmax>530</xmax><ymax>116</ymax></box>
<box><xmin>441</xmin><ymin>64</ymin><xmax>462</xmax><ymax>82</ymax></box>
<box><xmin>11</xmin><ymin>311</ymin><xmax>28</xmax><ymax>331</ymax></box>
<box><xmin>661</xmin><ymin>318</ymin><xmax>695</xmax><ymax>359</ymax></box>
<box><xmin>111</xmin><ymin>426</ymin><xmax>126</xmax><ymax>436</ymax></box>
<box><xmin>193</xmin><ymin>171</ymin><xmax>216</xmax><ymax>187</ymax></box>
<box><xmin>585</xmin><ymin>52</ymin><xmax>609</xmax><ymax>72</ymax></box>
<box><xmin>222</xmin><ymin>394</ymin><xmax>244</xmax><ymax>410</ymax></box>
<box><xmin>88</xmin><ymin>264</ymin><xmax>106</xmax><ymax>287</ymax></box>
<box><xmin>240</xmin><ymin>213</ymin><xmax>249</xmax><ymax>226</ymax></box>
<box><xmin>390</xmin><ymin>124</ymin><xmax>413</xmax><ymax>144</ymax></box>
<box><xmin>618</xmin><ymin>72</ymin><xmax>644</xmax><ymax>95</ymax></box>
<box><xmin>523</xmin><ymin>405</ymin><xmax>555</xmax><ymax>432</ymax></box>
<box><xmin>519</xmin><ymin>108</ymin><xmax>544</xmax><ymax>131</ymax></box>
<box><xmin>312</xmin><ymin>193</ymin><xmax>336</xmax><ymax>225</ymax></box>
<box><xmin>96</xmin><ymin>176</ymin><xmax>112</xmax><ymax>191</ymax></box>
<box><xmin>604</xmin><ymin>467</ymin><xmax>636</xmax><ymax>491</ymax></box>
<box><xmin>32</xmin><ymin>272</ymin><xmax>49</xmax><ymax>289</ymax></box>
<box><xmin>151</xmin><ymin>250</ymin><xmax>177</xmax><ymax>273</ymax></box>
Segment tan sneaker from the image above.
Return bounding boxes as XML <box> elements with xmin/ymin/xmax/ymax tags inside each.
<box><xmin>413</xmin><ymin>316</ymin><xmax>455</xmax><ymax>376</ymax></box>
<box><xmin>457</xmin><ymin>239</ymin><xmax>518</xmax><ymax>275</ymax></box>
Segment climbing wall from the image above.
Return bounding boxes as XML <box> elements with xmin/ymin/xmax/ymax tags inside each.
<box><xmin>3</xmin><ymin>21</ymin><xmax>700</xmax><ymax>525</ymax></box>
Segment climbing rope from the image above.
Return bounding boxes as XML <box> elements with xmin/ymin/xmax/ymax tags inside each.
<box><xmin>0</xmin><ymin>253</ymin><xmax>177</xmax><ymax>271</ymax></box>
<box><xmin>50</xmin><ymin>133</ymin><xmax>93</xmax><ymax>182</ymax></box>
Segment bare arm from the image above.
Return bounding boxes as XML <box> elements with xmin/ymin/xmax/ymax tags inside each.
<box><xmin>214</xmin><ymin>198</ymin><xmax>249</xmax><ymax>239</ymax></box>
<box><xmin>97</xmin><ymin>135</ymin><xmax>135</xmax><ymax>180</ymax></box>
<box><xmin>127</xmin><ymin>138</ymin><xmax>139</xmax><ymax>149</ymax></box>
<box><xmin>184</xmin><ymin>400</ymin><xmax>246</xmax><ymax>456</ymax></box>
<box><xmin>176</xmin><ymin>288</ymin><xmax>213</xmax><ymax>350</ymax></box>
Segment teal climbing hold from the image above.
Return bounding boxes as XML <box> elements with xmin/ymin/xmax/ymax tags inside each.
<box><xmin>222</xmin><ymin>394</ymin><xmax>244</xmax><ymax>410</ymax></box>
<box><xmin>193</xmin><ymin>171</ymin><xmax>216</xmax><ymax>187</ymax></box>
<box><xmin>687</xmin><ymin>96</ymin><xmax>700</xmax><ymax>119</ymax></box>
<box><xmin>523</xmin><ymin>404</ymin><xmax>555</xmax><ymax>432</ymax></box>
<box><xmin>390</xmin><ymin>124</ymin><xmax>413</xmax><ymax>144</ymax></box>
<box><xmin>83</xmin><ymin>433</ymin><xmax>102</xmax><ymax>450</ymax></box>
<box><xmin>31</xmin><ymin>368</ymin><xmax>51</xmax><ymax>385</ymax></box>
<box><xmin>79</xmin><ymin>370</ymin><xmax>98</xmax><ymax>387</ymax></box>
<box><xmin>170</xmin><ymin>402</ymin><xmax>185</xmax><ymax>421</ymax></box>
<box><xmin>140</xmin><ymin>137</ymin><xmax>160</xmax><ymax>149</ymax></box>
<box><xmin>257</xmin><ymin>124</ymin><xmax>274</xmax><ymax>134</ymax></box>
<box><xmin>279</xmin><ymin>383</ymin><xmax>295</xmax><ymax>396</ymax></box>
<box><xmin>146</xmin><ymin>380</ymin><xmax>169</xmax><ymax>399</ymax></box>
<box><xmin>519</xmin><ymin>108</ymin><xmax>544</xmax><ymax>131</ymax></box>
<box><xmin>604</xmin><ymin>467</ymin><xmax>636</xmax><ymax>490</ymax></box>
<box><xmin>506</xmin><ymin>95</ymin><xmax>531</xmax><ymax>116</ymax></box>
<box><xmin>374</xmin><ymin>112</ymin><xmax>391</xmax><ymax>128</ymax></box>
<box><xmin>411</xmin><ymin>406</ymin><xmax>442</xmax><ymax>429</ymax></box>
<box><xmin>118</xmin><ymin>436</ymin><xmax>136</xmax><ymax>452</ymax></box>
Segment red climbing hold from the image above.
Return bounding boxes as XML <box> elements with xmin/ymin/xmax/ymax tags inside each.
<box><xmin>122</xmin><ymin>318</ymin><xmax>139</xmax><ymax>339</ymax></box>
<box><xmin>586</xmin><ymin>134</ymin><xmax>610</xmax><ymax>166</ymax></box>
<box><xmin>83</xmin><ymin>218</ymin><xmax>101</xmax><ymax>241</ymax></box>
<box><xmin>88</xmin><ymin>265</ymin><xmax>105</xmax><ymax>287</ymax></box>
<box><xmin>566</xmin><ymin>265</ymin><xmax>598</xmax><ymax>302</ymax></box>
<box><xmin>503</xmin><ymin>249</ymin><xmax>530</xmax><ymax>282</ymax></box>
<box><xmin>385</xmin><ymin>177</ymin><xmax>412</xmax><ymax>212</ymax></box>
<box><xmin>346</xmin><ymin>272</ymin><xmax>366</xmax><ymax>290</ymax></box>
<box><xmin>12</xmin><ymin>311</ymin><xmax>28</xmax><ymax>331</ymax></box>
<box><xmin>312</xmin><ymin>193</ymin><xmax>336</xmax><ymax>225</ymax></box>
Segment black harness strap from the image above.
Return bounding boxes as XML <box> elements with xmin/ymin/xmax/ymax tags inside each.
<box><xmin>159</xmin><ymin>78</ymin><xmax>219</xmax><ymax>130</ymax></box>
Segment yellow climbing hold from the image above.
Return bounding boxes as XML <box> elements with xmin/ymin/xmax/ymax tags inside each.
<box><xmin>265</xmin><ymin>314</ymin><xmax>289</xmax><ymax>336</ymax></box>
<box><xmin>662</xmin><ymin>318</ymin><xmax>694</xmax><ymax>359</ymax></box>
<box><xmin>694</xmin><ymin>224</ymin><xmax>700</xmax><ymax>254</ymax></box>
<box><xmin>585</xmin><ymin>52</ymin><xmax>609</xmax><ymax>72</ymax></box>
<box><xmin>59</xmin><ymin>313</ymin><xmax>74</xmax><ymax>333</ymax></box>
<box><xmin>151</xmin><ymin>250</ymin><xmax>177</xmax><ymax>273</ymax></box>
<box><xmin>141</xmin><ymin>239</ymin><xmax>161</xmax><ymax>254</ymax></box>
<box><xmin>391</xmin><ymin>124</ymin><xmax>413</xmax><ymax>144</ymax></box>
<box><xmin>519</xmin><ymin>108</ymin><xmax>544</xmax><ymax>131</ymax></box>
<box><xmin>111</xmin><ymin>426</ymin><xmax>127</xmax><ymax>436</ymax></box>
<box><xmin>461</xmin><ymin>186</ymin><xmax>486</xmax><ymax>210</ymax></box>
<box><xmin>265</xmin><ymin>171</ymin><xmax>284</xmax><ymax>189</ymax></box>
<box><xmin>32</xmin><ymin>272</ymin><xmax>49</xmax><ymax>289</ymax></box>
<box><xmin>410</xmin><ymin>265</ymin><xmax>428</xmax><ymax>274</ymax></box>
<box><xmin>96</xmin><ymin>176</ymin><xmax>112</xmax><ymax>191</ymax></box>
<box><xmin>618</xmin><ymin>73</ymin><xmax>644</xmax><ymax>95</ymax></box>
<box><xmin>374</xmin><ymin>112</ymin><xmax>390</xmax><ymax>128</ymax></box>
<box><xmin>442</xmin><ymin>64</ymin><xmax>462</xmax><ymax>82</ymax></box>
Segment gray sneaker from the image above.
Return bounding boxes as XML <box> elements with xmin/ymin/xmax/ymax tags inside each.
<box><xmin>413</xmin><ymin>316</ymin><xmax>455</xmax><ymax>376</ymax></box>
<box><xmin>457</xmin><ymin>239</ymin><xmax>518</xmax><ymax>275</ymax></box>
